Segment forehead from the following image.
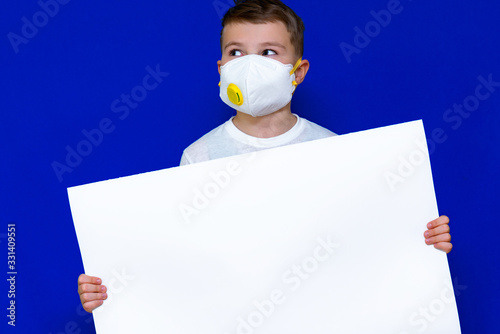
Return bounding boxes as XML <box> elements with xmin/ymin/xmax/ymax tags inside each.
<box><xmin>222</xmin><ymin>21</ymin><xmax>292</xmax><ymax>49</ymax></box>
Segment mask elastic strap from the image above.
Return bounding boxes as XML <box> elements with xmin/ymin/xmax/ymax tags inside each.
<box><xmin>290</xmin><ymin>57</ymin><xmax>302</xmax><ymax>76</ymax></box>
<box><xmin>291</xmin><ymin>57</ymin><xmax>302</xmax><ymax>89</ymax></box>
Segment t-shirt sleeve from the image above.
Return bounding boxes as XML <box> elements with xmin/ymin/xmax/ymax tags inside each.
<box><xmin>179</xmin><ymin>151</ymin><xmax>192</xmax><ymax>166</ymax></box>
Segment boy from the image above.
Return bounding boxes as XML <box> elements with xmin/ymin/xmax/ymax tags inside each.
<box><xmin>78</xmin><ymin>0</ymin><xmax>452</xmax><ymax>313</ymax></box>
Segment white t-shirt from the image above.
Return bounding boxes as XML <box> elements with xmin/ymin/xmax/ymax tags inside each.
<box><xmin>180</xmin><ymin>114</ymin><xmax>336</xmax><ymax>165</ymax></box>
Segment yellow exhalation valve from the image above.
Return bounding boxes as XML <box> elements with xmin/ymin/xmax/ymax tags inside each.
<box><xmin>227</xmin><ymin>83</ymin><xmax>243</xmax><ymax>106</ymax></box>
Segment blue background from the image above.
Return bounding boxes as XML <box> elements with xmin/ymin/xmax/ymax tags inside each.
<box><xmin>1</xmin><ymin>0</ymin><xmax>499</xmax><ymax>333</ymax></box>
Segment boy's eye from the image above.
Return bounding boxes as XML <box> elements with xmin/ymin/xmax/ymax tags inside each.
<box><xmin>262</xmin><ymin>49</ymin><xmax>277</xmax><ymax>56</ymax></box>
<box><xmin>230</xmin><ymin>49</ymin><xmax>243</xmax><ymax>56</ymax></box>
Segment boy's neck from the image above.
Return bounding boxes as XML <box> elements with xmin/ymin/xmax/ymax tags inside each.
<box><xmin>232</xmin><ymin>106</ymin><xmax>297</xmax><ymax>138</ymax></box>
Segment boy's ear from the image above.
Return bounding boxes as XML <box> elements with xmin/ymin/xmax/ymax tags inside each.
<box><xmin>294</xmin><ymin>59</ymin><xmax>310</xmax><ymax>85</ymax></box>
<box><xmin>217</xmin><ymin>60</ymin><xmax>222</xmax><ymax>75</ymax></box>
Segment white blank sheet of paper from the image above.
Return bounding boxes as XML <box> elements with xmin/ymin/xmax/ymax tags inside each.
<box><xmin>68</xmin><ymin>120</ymin><xmax>461</xmax><ymax>334</ymax></box>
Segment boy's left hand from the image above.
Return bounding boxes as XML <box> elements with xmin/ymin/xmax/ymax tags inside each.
<box><xmin>424</xmin><ymin>215</ymin><xmax>452</xmax><ymax>253</ymax></box>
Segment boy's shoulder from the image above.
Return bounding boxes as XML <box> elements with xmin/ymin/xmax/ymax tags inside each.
<box><xmin>179</xmin><ymin>120</ymin><xmax>232</xmax><ymax>165</ymax></box>
<box><xmin>299</xmin><ymin>116</ymin><xmax>337</xmax><ymax>138</ymax></box>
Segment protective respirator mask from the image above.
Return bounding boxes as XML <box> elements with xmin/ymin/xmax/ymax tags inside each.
<box><xmin>219</xmin><ymin>55</ymin><xmax>302</xmax><ymax>117</ymax></box>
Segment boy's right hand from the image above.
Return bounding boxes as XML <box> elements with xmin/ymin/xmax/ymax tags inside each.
<box><xmin>78</xmin><ymin>274</ymin><xmax>108</xmax><ymax>313</ymax></box>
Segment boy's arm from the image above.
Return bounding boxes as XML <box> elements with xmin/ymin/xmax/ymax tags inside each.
<box><xmin>424</xmin><ymin>215</ymin><xmax>452</xmax><ymax>253</ymax></box>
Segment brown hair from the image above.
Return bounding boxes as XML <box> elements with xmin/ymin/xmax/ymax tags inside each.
<box><xmin>220</xmin><ymin>0</ymin><xmax>305</xmax><ymax>58</ymax></box>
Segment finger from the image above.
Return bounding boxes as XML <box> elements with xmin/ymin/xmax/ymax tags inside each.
<box><xmin>425</xmin><ymin>233</ymin><xmax>451</xmax><ymax>245</ymax></box>
<box><xmin>424</xmin><ymin>224</ymin><xmax>450</xmax><ymax>238</ymax></box>
<box><xmin>82</xmin><ymin>300</ymin><xmax>105</xmax><ymax>313</ymax></box>
<box><xmin>78</xmin><ymin>283</ymin><xmax>107</xmax><ymax>295</ymax></box>
<box><xmin>78</xmin><ymin>274</ymin><xmax>102</xmax><ymax>286</ymax></box>
<box><xmin>427</xmin><ymin>215</ymin><xmax>450</xmax><ymax>229</ymax></box>
<box><xmin>433</xmin><ymin>242</ymin><xmax>453</xmax><ymax>254</ymax></box>
<box><xmin>80</xmin><ymin>292</ymin><xmax>108</xmax><ymax>304</ymax></box>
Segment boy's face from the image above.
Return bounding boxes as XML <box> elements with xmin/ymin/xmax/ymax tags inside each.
<box><xmin>218</xmin><ymin>21</ymin><xmax>299</xmax><ymax>71</ymax></box>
